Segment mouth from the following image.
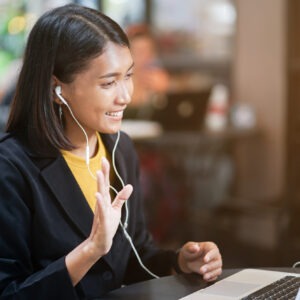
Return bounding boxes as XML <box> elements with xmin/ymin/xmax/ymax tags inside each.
<box><xmin>105</xmin><ymin>110</ymin><xmax>124</xmax><ymax>118</ymax></box>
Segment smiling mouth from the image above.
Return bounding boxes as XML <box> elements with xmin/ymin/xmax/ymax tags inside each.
<box><xmin>105</xmin><ymin>111</ymin><xmax>123</xmax><ymax>117</ymax></box>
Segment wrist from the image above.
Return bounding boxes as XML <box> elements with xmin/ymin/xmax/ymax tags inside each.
<box><xmin>84</xmin><ymin>237</ymin><xmax>110</xmax><ymax>261</ymax></box>
<box><xmin>172</xmin><ymin>249</ymin><xmax>184</xmax><ymax>274</ymax></box>
<box><xmin>65</xmin><ymin>239</ymin><xmax>104</xmax><ymax>286</ymax></box>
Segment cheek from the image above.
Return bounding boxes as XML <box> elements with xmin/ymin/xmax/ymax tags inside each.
<box><xmin>87</xmin><ymin>87</ymin><xmax>109</xmax><ymax>105</ymax></box>
<box><xmin>127</xmin><ymin>80</ymin><xmax>134</xmax><ymax>97</ymax></box>
<box><xmin>75</xmin><ymin>89</ymin><xmax>104</xmax><ymax>113</ymax></box>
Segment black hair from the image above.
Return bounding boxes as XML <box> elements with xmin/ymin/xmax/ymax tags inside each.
<box><xmin>6</xmin><ymin>4</ymin><xmax>129</xmax><ymax>152</ymax></box>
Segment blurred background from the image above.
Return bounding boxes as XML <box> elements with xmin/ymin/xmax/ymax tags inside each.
<box><xmin>1</xmin><ymin>0</ymin><xmax>299</xmax><ymax>269</ymax></box>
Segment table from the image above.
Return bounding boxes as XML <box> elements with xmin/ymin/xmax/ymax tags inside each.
<box><xmin>99</xmin><ymin>268</ymin><xmax>300</xmax><ymax>300</ymax></box>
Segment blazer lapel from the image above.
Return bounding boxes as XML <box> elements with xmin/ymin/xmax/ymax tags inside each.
<box><xmin>40</xmin><ymin>155</ymin><xmax>94</xmax><ymax>238</ymax></box>
<box><xmin>101</xmin><ymin>133</ymin><xmax>128</xmax><ymax>192</ymax></box>
<box><xmin>101</xmin><ymin>133</ymin><xmax>130</xmax><ymax>268</ymax></box>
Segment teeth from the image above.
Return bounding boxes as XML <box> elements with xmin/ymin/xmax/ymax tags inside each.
<box><xmin>106</xmin><ymin>111</ymin><xmax>123</xmax><ymax>117</ymax></box>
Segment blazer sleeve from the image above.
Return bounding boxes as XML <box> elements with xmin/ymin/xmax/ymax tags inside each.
<box><xmin>0</xmin><ymin>155</ymin><xmax>78</xmax><ymax>299</ymax></box>
<box><xmin>120</xmin><ymin>135</ymin><xmax>177</xmax><ymax>284</ymax></box>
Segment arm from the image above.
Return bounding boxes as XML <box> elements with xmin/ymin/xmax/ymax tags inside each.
<box><xmin>0</xmin><ymin>156</ymin><xmax>78</xmax><ymax>299</ymax></box>
<box><xmin>0</xmin><ymin>154</ymin><xmax>132</xmax><ymax>298</ymax></box>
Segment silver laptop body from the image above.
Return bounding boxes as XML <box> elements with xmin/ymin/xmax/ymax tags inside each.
<box><xmin>180</xmin><ymin>268</ymin><xmax>300</xmax><ymax>300</ymax></box>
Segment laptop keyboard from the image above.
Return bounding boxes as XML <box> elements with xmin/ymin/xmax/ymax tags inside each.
<box><xmin>241</xmin><ymin>275</ymin><xmax>300</xmax><ymax>299</ymax></box>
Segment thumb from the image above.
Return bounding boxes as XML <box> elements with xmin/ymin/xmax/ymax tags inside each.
<box><xmin>182</xmin><ymin>242</ymin><xmax>202</xmax><ymax>260</ymax></box>
<box><xmin>112</xmin><ymin>184</ymin><xmax>133</xmax><ymax>209</ymax></box>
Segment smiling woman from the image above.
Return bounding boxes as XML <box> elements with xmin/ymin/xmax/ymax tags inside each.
<box><xmin>0</xmin><ymin>4</ymin><xmax>222</xmax><ymax>300</ymax></box>
<box><xmin>55</xmin><ymin>42</ymin><xmax>134</xmax><ymax>142</ymax></box>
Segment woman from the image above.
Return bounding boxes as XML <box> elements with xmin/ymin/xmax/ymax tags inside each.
<box><xmin>0</xmin><ymin>4</ymin><xmax>222</xmax><ymax>299</ymax></box>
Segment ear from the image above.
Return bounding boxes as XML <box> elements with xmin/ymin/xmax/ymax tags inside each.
<box><xmin>52</xmin><ymin>76</ymin><xmax>62</xmax><ymax>105</ymax></box>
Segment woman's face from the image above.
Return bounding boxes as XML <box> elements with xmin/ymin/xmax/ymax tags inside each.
<box><xmin>59</xmin><ymin>42</ymin><xmax>134</xmax><ymax>137</ymax></box>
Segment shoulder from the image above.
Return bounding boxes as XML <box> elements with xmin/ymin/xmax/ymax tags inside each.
<box><xmin>0</xmin><ymin>134</ymin><xmax>32</xmax><ymax>173</ymax></box>
<box><xmin>0</xmin><ymin>133</ymin><xmax>22</xmax><ymax>155</ymax></box>
<box><xmin>117</xmin><ymin>131</ymin><xmax>138</xmax><ymax>160</ymax></box>
<box><xmin>119</xmin><ymin>130</ymin><xmax>135</xmax><ymax>149</ymax></box>
<box><xmin>0</xmin><ymin>134</ymin><xmax>29</xmax><ymax>186</ymax></box>
<box><xmin>0</xmin><ymin>133</ymin><xmax>36</xmax><ymax>159</ymax></box>
<box><xmin>0</xmin><ymin>132</ymin><xmax>59</xmax><ymax>159</ymax></box>
<box><xmin>101</xmin><ymin>131</ymin><xmax>139</xmax><ymax>169</ymax></box>
<box><xmin>0</xmin><ymin>132</ymin><xmax>12</xmax><ymax>143</ymax></box>
<box><xmin>0</xmin><ymin>133</ymin><xmax>56</xmax><ymax>172</ymax></box>
<box><xmin>101</xmin><ymin>131</ymin><xmax>135</xmax><ymax>152</ymax></box>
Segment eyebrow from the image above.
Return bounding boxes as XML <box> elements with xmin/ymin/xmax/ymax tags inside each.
<box><xmin>98</xmin><ymin>62</ymin><xmax>134</xmax><ymax>79</ymax></box>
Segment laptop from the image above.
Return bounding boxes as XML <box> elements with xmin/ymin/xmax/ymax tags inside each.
<box><xmin>150</xmin><ymin>89</ymin><xmax>211</xmax><ymax>131</ymax></box>
<box><xmin>179</xmin><ymin>268</ymin><xmax>300</xmax><ymax>299</ymax></box>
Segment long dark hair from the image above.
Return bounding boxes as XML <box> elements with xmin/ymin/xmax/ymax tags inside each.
<box><xmin>6</xmin><ymin>4</ymin><xmax>129</xmax><ymax>152</ymax></box>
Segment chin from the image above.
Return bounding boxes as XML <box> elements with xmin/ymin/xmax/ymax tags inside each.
<box><xmin>101</xmin><ymin>125</ymin><xmax>121</xmax><ymax>134</ymax></box>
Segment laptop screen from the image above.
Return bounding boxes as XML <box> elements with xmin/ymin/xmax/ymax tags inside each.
<box><xmin>150</xmin><ymin>89</ymin><xmax>211</xmax><ymax>131</ymax></box>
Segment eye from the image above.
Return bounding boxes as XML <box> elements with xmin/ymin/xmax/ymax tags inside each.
<box><xmin>101</xmin><ymin>81</ymin><xmax>116</xmax><ymax>89</ymax></box>
<box><xmin>125</xmin><ymin>72</ymin><xmax>134</xmax><ymax>80</ymax></box>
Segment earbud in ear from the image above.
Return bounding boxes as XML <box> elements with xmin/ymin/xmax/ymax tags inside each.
<box><xmin>55</xmin><ymin>86</ymin><xmax>67</xmax><ymax>105</ymax></box>
<box><xmin>55</xmin><ymin>86</ymin><xmax>62</xmax><ymax>96</ymax></box>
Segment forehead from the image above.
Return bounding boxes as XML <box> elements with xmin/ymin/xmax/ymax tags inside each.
<box><xmin>81</xmin><ymin>42</ymin><xmax>133</xmax><ymax>77</ymax></box>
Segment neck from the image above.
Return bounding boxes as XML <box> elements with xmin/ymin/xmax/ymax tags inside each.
<box><xmin>65</xmin><ymin>127</ymin><xmax>98</xmax><ymax>159</ymax></box>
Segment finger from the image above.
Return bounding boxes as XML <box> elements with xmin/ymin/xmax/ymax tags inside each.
<box><xmin>96</xmin><ymin>170</ymin><xmax>105</xmax><ymax>194</ymax></box>
<box><xmin>186</xmin><ymin>242</ymin><xmax>201</xmax><ymax>253</ymax></box>
<box><xmin>203</xmin><ymin>267</ymin><xmax>222</xmax><ymax>282</ymax></box>
<box><xmin>192</xmin><ymin>242</ymin><xmax>220</xmax><ymax>263</ymax></box>
<box><xmin>112</xmin><ymin>184</ymin><xmax>133</xmax><ymax>210</ymax></box>
<box><xmin>94</xmin><ymin>194</ymin><xmax>99</xmax><ymax>215</ymax></box>
<box><xmin>95</xmin><ymin>192</ymin><xmax>107</xmax><ymax>216</ymax></box>
<box><xmin>206</xmin><ymin>276</ymin><xmax>218</xmax><ymax>282</ymax></box>
<box><xmin>203</xmin><ymin>249</ymin><xmax>217</xmax><ymax>263</ymax></box>
<box><xmin>203</xmin><ymin>247</ymin><xmax>221</xmax><ymax>264</ymax></box>
<box><xmin>182</xmin><ymin>242</ymin><xmax>203</xmax><ymax>261</ymax></box>
<box><xmin>90</xmin><ymin>193</ymin><xmax>104</xmax><ymax>239</ymax></box>
<box><xmin>96</xmin><ymin>171</ymin><xmax>110</xmax><ymax>206</ymax></box>
<box><xmin>101</xmin><ymin>157</ymin><xmax>110</xmax><ymax>194</ymax></box>
<box><xmin>200</xmin><ymin>258</ymin><xmax>222</xmax><ymax>275</ymax></box>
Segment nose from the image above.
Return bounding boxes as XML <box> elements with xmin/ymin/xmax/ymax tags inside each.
<box><xmin>117</xmin><ymin>81</ymin><xmax>131</xmax><ymax>105</ymax></box>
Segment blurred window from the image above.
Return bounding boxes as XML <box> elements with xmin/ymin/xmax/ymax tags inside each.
<box><xmin>101</xmin><ymin>0</ymin><xmax>146</xmax><ymax>28</ymax></box>
<box><xmin>152</xmin><ymin>0</ymin><xmax>236</xmax><ymax>62</ymax></box>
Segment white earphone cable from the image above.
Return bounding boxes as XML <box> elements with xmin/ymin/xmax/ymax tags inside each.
<box><xmin>111</xmin><ymin>131</ymin><xmax>129</xmax><ymax>228</ymax></box>
<box><xmin>56</xmin><ymin>92</ymin><xmax>90</xmax><ymax>166</ymax></box>
<box><xmin>110</xmin><ymin>132</ymin><xmax>158</xmax><ymax>278</ymax></box>
<box><xmin>120</xmin><ymin>222</ymin><xmax>159</xmax><ymax>279</ymax></box>
<box><xmin>292</xmin><ymin>261</ymin><xmax>300</xmax><ymax>268</ymax></box>
<box><xmin>56</xmin><ymin>89</ymin><xmax>159</xmax><ymax>279</ymax></box>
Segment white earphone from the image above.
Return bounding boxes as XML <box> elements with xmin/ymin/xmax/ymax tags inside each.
<box><xmin>55</xmin><ymin>85</ymin><xmax>90</xmax><ymax>165</ymax></box>
<box><xmin>55</xmin><ymin>86</ymin><xmax>67</xmax><ymax>105</ymax></box>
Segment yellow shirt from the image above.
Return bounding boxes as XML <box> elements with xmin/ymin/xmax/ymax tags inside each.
<box><xmin>61</xmin><ymin>133</ymin><xmax>107</xmax><ymax>212</ymax></box>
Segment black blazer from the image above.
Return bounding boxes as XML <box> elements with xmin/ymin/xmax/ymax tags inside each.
<box><xmin>0</xmin><ymin>132</ymin><xmax>175</xmax><ymax>299</ymax></box>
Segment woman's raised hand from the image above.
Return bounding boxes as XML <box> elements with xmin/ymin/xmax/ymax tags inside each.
<box><xmin>88</xmin><ymin>157</ymin><xmax>133</xmax><ymax>258</ymax></box>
